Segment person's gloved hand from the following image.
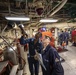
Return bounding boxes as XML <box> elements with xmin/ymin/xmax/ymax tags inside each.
<box><xmin>34</xmin><ymin>54</ymin><xmax>38</xmax><ymax>60</ymax></box>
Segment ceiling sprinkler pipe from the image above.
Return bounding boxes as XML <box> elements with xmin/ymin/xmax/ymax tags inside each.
<box><xmin>49</xmin><ymin>0</ymin><xmax>67</xmax><ymax>17</ymax></box>
<box><xmin>26</xmin><ymin>0</ymin><xmax>27</xmax><ymax>9</ymax></box>
<box><xmin>41</xmin><ymin>1</ymin><xmax>53</xmax><ymax>16</ymax></box>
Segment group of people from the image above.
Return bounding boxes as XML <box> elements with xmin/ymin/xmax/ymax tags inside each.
<box><xmin>19</xmin><ymin>32</ymin><xmax>64</xmax><ymax>75</ymax></box>
<box><xmin>58</xmin><ymin>29</ymin><xmax>69</xmax><ymax>48</ymax></box>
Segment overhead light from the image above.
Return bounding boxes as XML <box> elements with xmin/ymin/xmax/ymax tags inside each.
<box><xmin>40</xmin><ymin>19</ymin><xmax>58</xmax><ymax>23</ymax></box>
<box><xmin>5</xmin><ymin>16</ymin><xmax>30</xmax><ymax>21</ymax></box>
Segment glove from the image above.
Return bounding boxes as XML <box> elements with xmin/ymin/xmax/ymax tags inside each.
<box><xmin>34</xmin><ymin>54</ymin><xmax>38</xmax><ymax>60</ymax></box>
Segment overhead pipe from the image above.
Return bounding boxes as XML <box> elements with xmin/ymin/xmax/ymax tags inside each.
<box><xmin>41</xmin><ymin>0</ymin><xmax>67</xmax><ymax>17</ymax></box>
<box><xmin>41</xmin><ymin>0</ymin><xmax>53</xmax><ymax>16</ymax></box>
<box><xmin>41</xmin><ymin>0</ymin><xmax>61</xmax><ymax>16</ymax></box>
<box><xmin>46</xmin><ymin>0</ymin><xmax>63</xmax><ymax>16</ymax></box>
<box><xmin>26</xmin><ymin>0</ymin><xmax>27</xmax><ymax>9</ymax></box>
<box><xmin>49</xmin><ymin>0</ymin><xmax>68</xmax><ymax>17</ymax></box>
<box><xmin>36</xmin><ymin>0</ymin><xmax>67</xmax><ymax>27</ymax></box>
<box><xmin>8</xmin><ymin>0</ymin><xmax>11</xmax><ymax>15</ymax></box>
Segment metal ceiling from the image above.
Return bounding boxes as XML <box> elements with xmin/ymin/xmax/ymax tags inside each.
<box><xmin>0</xmin><ymin>0</ymin><xmax>76</xmax><ymax>28</ymax></box>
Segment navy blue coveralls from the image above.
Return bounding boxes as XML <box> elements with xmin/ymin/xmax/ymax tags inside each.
<box><xmin>63</xmin><ymin>32</ymin><xmax>69</xmax><ymax>45</ymax></box>
<box><xmin>20</xmin><ymin>37</ymin><xmax>43</xmax><ymax>75</ymax></box>
<box><xmin>59</xmin><ymin>32</ymin><xmax>69</xmax><ymax>45</ymax></box>
<box><xmin>59</xmin><ymin>32</ymin><xmax>64</xmax><ymax>45</ymax></box>
<box><xmin>41</xmin><ymin>45</ymin><xmax>64</xmax><ymax>75</ymax></box>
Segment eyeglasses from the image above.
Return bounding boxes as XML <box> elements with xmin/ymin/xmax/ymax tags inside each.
<box><xmin>45</xmin><ymin>36</ymin><xmax>51</xmax><ymax>40</ymax></box>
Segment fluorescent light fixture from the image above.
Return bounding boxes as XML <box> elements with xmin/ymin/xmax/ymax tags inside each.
<box><xmin>40</xmin><ymin>19</ymin><xmax>58</xmax><ymax>23</ymax></box>
<box><xmin>5</xmin><ymin>16</ymin><xmax>30</xmax><ymax>21</ymax></box>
